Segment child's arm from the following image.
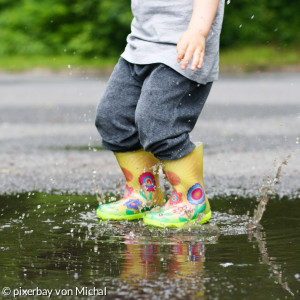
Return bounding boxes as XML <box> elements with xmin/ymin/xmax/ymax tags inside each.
<box><xmin>177</xmin><ymin>0</ymin><xmax>219</xmax><ymax>71</ymax></box>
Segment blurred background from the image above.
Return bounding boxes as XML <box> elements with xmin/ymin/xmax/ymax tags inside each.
<box><xmin>0</xmin><ymin>0</ymin><xmax>299</xmax><ymax>73</ymax></box>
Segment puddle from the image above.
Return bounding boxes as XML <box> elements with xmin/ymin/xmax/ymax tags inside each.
<box><xmin>0</xmin><ymin>193</ymin><xmax>299</xmax><ymax>299</ymax></box>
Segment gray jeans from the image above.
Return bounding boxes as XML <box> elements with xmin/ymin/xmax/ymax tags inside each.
<box><xmin>95</xmin><ymin>57</ymin><xmax>212</xmax><ymax>160</ymax></box>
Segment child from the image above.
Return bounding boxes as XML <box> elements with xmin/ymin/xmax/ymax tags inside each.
<box><xmin>95</xmin><ymin>0</ymin><xmax>225</xmax><ymax>227</ymax></box>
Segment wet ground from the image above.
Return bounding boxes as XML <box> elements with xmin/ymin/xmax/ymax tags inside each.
<box><xmin>0</xmin><ymin>193</ymin><xmax>299</xmax><ymax>299</ymax></box>
<box><xmin>0</xmin><ymin>72</ymin><xmax>300</xmax><ymax>298</ymax></box>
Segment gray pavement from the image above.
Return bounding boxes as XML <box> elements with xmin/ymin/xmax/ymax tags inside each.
<box><xmin>0</xmin><ymin>72</ymin><xmax>299</xmax><ymax>197</ymax></box>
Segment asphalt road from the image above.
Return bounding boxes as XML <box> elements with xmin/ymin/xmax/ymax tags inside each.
<box><xmin>0</xmin><ymin>72</ymin><xmax>299</xmax><ymax>197</ymax></box>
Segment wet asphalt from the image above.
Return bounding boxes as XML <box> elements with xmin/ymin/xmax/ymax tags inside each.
<box><xmin>0</xmin><ymin>72</ymin><xmax>299</xmax><ymax>197</ymax></box>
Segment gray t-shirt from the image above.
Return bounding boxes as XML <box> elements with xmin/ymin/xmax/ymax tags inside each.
<box><xmin>121</xmin><ymin>0</ymin><xmax>225</xmax><ymax>84</ymax></box>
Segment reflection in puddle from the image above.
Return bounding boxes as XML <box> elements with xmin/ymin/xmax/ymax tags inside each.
<box><xmin>249</xmin><ymin>228</ymin><xmax>294</xmax><ymax>297</ymax></box>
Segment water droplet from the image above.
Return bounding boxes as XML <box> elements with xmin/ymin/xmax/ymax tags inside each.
<box><xmin>226</xmin><ymin>0</ymin><xmax>231</xmax><ymax>4</ymax></box>
<box><xmin>239</xmin><ymin>24</ymin><xmax>243</xmax><ymax>28</ymax></box>
<box><xmin>220</xmin><ymin>262</ymin><xmax>233</xmax><ymax>268</ymax></box>
<box><xmin>251</xmin><ymin>15</ymin><xmax>255</xmax><ymax>19</ymax></box>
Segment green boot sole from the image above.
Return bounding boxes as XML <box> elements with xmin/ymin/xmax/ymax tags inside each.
<box><xmin>97</xmin><ymin>207</ymin><xmax>145</xmax><ymax>221</ymax></box>
<box><xmin>143</xmin><ymin>210</ymin><xmax>212</xmax><ymax>228</ymax></box>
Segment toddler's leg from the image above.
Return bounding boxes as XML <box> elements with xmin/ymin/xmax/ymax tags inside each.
<box><xmin>95</xmin><ymin>57</ymin><xmax>143</xmax><ymax>152</ymax></box>
<box><xmin>135</xmin><ymin>64</ymin><xmax>212</xmax><ymax>160</ymax></box>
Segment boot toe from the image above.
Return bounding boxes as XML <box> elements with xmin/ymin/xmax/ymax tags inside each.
<box><xmin>97</xmin><ymin>203</ymin><xmax>145</xmax><ymax>220</ymax></box>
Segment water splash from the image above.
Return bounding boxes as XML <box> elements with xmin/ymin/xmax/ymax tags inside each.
<box><xmin>248</xmin><ymin>154</ymin><xmax>291</xmax><ymax>229</ymax></box>
<box><xmin>92</xmin><ymin>169</ymin><xmax>104</xmax><ymax>205</ymax></box>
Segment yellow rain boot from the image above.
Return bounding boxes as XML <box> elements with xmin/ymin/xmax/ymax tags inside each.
<box><xmin>143</xmin><ymin>143</ymin><xmax>211</xmax><ymax>228</ymax></box>
<box><xmin>97</xmin><ymin>149</ymin><xmax>165</xmax><ymax>220</ymax></box>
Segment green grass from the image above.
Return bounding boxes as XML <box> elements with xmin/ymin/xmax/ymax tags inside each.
<box><xmin>220</xmin><ymin>46</ymin><xmax>300</xmax><ymax>72</ymax></box>
<box><xmin>0</xmin><ymin>46</ymin><xmax>299</xmax><ymax>73</ymax></box>
<box><xmin>0</xmin><ymin>54</ymin><xmax>118</xmax><ymax>72</ymax></box>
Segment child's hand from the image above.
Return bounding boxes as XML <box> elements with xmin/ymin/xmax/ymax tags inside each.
<box><xmin>177</xmin><ymin>29</ymin><xmax>206</xmax><ymax>71</ymax></box>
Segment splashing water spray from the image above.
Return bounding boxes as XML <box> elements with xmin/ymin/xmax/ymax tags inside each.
<box><xmin>247</xmin><ymin>154</ymin><xmax>291</xmax><ymax>230</ymax></box>
<box><xmin>92</xmin><ymin>169</ymin><xmax>105</xmax><ymax>205</ymax></box>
